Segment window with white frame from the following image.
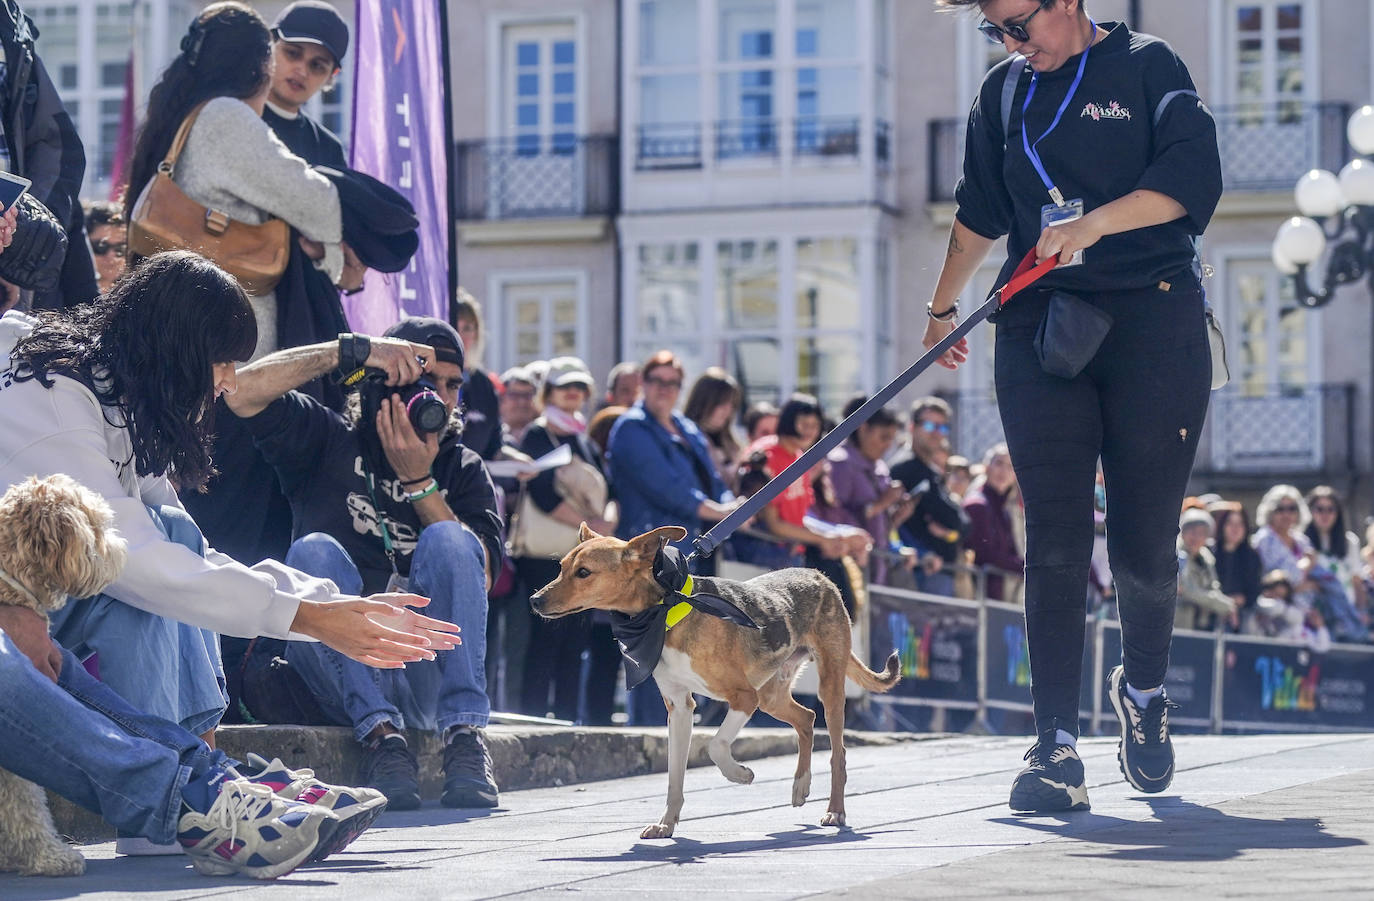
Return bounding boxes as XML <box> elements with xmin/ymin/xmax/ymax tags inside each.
<box><xmin>502</xmin><ymin>23</ymin><xmax>578</xmax><ymax>154</ymax></box>
<box><xmin>637</xmin><ymin>0</ymin><xmax>701</xmax><ymax>166</ymax></box>
<box><xmin>502</xmin><ymin>278</ymin><xmax>582</xmax><ymax>366</ymax></box>
<box><xmin>629</xmin><ymin>232</ymin><xmax>875</xmax><ymax>412</ymax></box>
<box><xmin>1225</xmin><ymin>257</ymin><xmax>1308</xmax><ymax>395</ymax></box>
<box><xmin>717</xmin><ymin>0</ymin><xmax>777</xmax><ymax>158</ymax></box>
<box><xmin>1227</xmin><ymin>1</ymin><xmax>1310</xmax><ymax>122</ymax></box>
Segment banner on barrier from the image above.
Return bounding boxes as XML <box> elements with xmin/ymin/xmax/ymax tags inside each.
<box><xmin>869</xmin><ymin>592</ymin><xmax>979</xmax><ymax>704</ymax></box>
<box><xmin>1222</xmin><ymin>638</ymin><xmax>1374</xmax><ymax>730</ymax></box>
<box><xmin>1094</xmin><ymin>624</ymin><xmax>1216</xmax><ymax>727</ymax></box>
<box><xmin>981</xmin><ymin>604</ymin><xmax>1093</xmax><ymax>714</ymax></box>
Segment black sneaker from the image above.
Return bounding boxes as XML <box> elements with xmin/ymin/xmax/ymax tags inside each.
<box><xmin>1009</xmin><ymin>737</ymin><xmax>1090</xmax><ymax>812</ymax></box>
<box><xmin>441</xmin><ymin>729</ymin><xmax>500</xmax><ymax>808</ymax></box>
<box><xmin>357</xmin><ymin>733</ymin><xmax>421</xmax><ymax>811</ymax></box>
<box><xmin>1108</xmin><ymin>665</ymin><xmax>1177</xmax><ymax>793</ymax></box>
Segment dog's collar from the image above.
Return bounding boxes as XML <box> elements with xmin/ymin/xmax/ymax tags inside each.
<box><xmin>0</xmin><ymin>564</ymin><xmax>46</xmax><ymax>608</ymax></box>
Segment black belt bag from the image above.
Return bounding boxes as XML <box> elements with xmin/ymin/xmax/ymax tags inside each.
<box><xmin>1034</xmin><ymin>290</ymin><xmax>1114</xmax><ymax>379</ymax></box>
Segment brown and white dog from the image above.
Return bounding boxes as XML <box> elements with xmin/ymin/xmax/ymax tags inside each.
<box><xmin>0</xmin><ymin>474</ymin><xmax>128</xmax><ymax>876</ymax></box>
<box><xmin>532</xmin><ymin>524</ymin><xmax>899</xmax><ymax>838</ymax></box>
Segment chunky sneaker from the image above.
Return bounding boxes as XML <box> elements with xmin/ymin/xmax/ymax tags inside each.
<box><xmin>115</xmin><ymin>834</ymin><xmax>182</xmax><ymax>856</ymax></box>
<box><xmin>1009</xmin><ymin>738</ymin><xmax>1091</xmax><ymax>812</ymax></box>
<box><xmin>243</xmin><ymin>753</ymin><xmax>388</xmax><ymax>861</ymax></box>
<box><xmin>357</xmin><ymin>733</ymin><xmax>421</xmax><ymax>811</ymax></box>
<box><xmin>441</xmin><ymin>729</ymin><xmax>500</xmax><ymax>808</ymax></box>
<box><xmin>176</xmin><ymin>771</ymin><xmax>336</xmax><ymax>879</ymax></box>
<box><xmin>1108</xmin><ymin>665</ymin><xmax>1177</xmax><ymax>793</ymax></box>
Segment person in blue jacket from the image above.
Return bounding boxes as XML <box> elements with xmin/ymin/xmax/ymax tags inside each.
<box><xmin>605</xmin><ymin>350</ymin><xmax>744</xmax><ymax>723</ymax></box>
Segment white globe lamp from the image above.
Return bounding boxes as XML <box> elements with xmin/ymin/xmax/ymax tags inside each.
<box><xmin>1338</xmin><ymin>159</ymin><xmax>1374</xmax><ymax>207</ymax></box>
<box><xmin>1294</xmin><ymin>169</ymin><xmax>1345</xmax><ymax>218</ymax></box>
<box><xmin>1274</xmin><ymin>217</ymin><xmax>1327</xmax><ymax>267</ymax></box>
<box><xmin>1349</xmin><ymin>105</ymin><xmax>1374</xmax><ymax>156</ymax></box>
<box><xmin>1271</xmin><ymin>237</ymin><xmax>1299</xmax><ymax>276</ymax></box>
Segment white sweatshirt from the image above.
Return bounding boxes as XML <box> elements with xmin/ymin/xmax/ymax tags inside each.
<box><xmin>0</xmin><ymin>311</ymin><xmax>337</xmax><ymax>639</ymax></box>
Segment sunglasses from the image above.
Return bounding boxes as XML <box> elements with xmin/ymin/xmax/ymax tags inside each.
<box><xmin>91</xmin><ymin>238</ymin><xmax>127</xmax><ymax>257</ymax></box>
<box><xmin>1274</xmin><ymin>504</ymin><xmax>1300</xmax><ymax>514</ymax></box>
<box><xmin>1311</xmin><ymin>505</ymin><xmax>1337</xmax><ymax>514</ymax></box>
<box><xmin>978</xmin><ymin>1</ymin><xmax>1049</xmax><ymax>44</ymax></box>
<box><xmin>645</xmin><ymin>376</ymin><xmax>682</xmax><ymax>390</ymax></box>
<box><xmin>918</xmin><ymin>420</ymin><xmax>951</xmax><ymax>435</ymax></box>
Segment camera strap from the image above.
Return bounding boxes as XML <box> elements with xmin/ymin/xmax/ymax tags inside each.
<box><xmin>360</xmin><ymin>456</ymin><xmax>401</xmax><ymax>576</ymax></box>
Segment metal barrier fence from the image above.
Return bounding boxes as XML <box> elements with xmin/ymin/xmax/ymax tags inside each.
<box><xmin>865</xmin><ymin>584</ymin><xmax>1374</xmax><ymax>734</ymax></box>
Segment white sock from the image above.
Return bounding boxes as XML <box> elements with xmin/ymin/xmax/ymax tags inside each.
<box><xmin>1126</xmin><ymin>683</ymin><xmax>1162</xmax><ymax>708</ymax></box>
<box><xmin>379</xmin><ymin>731</ymin><xmax>407</xmax><ymax>747</ymax></box>
<box><xmin>1054</xmin><ymin>728</ymin><xmax>1077</xmax><ymax>749</ymax></box>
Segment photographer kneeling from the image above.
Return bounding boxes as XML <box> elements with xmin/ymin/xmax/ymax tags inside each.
<box><xmin>225</xmin><ymin>317</ymin><xmax>503</xmax><ymax>811</ymax></box>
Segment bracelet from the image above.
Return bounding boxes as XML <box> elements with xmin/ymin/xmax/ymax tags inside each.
<box><xmin>926</xmin><ymin>301</ymin><xmax>959</xmax><ymax>322</ymax></box>
<box><xmin>400</xmin><ymin>472</ymin><xmax>432</xmax><ymax>487</ymax></box>
<box><xmin>405</xmin><ymin>479</ymin><xmax>439</xmax><ymax>502</ymax></box>
<box><xmin>336</xmin><ymin>332</ymin><xmax>371</xmax><ymax>378</ymax></box>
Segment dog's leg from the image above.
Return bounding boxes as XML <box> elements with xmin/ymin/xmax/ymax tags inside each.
<box><xmin>642</xmin><ymin>687</ymin><xmax>694</xmax><ymax>839</ymax></box>
<box><xmin>0</xmin><ymin>771</ymin><xmax>85</xmax><ymax>876</ymax></box>
<box><xmin>758</xmin><ymin>677</ymin><xmax>816</xmax><ymax>807</ymax></box>
<box><xmin>707</xmin><ymin>697</ymin><xmax>757</xmax><ymax>786</ymax></box>
<box><xmin>816</xmin><ymin>651</ymin><xmax>849</xmax><ymax>828</ymax></box>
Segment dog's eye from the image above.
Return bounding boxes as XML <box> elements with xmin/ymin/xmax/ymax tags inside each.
<box><xmin>575</xmin><ymin>567</ymin><xmax>592</xmax><ymax>579</ymax></box>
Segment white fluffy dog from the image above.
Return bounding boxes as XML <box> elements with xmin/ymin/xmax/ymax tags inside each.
<box><xmin>0</xmin><ymin>474</ymin><xmax>127</xmax><ymax>877</ymax></box>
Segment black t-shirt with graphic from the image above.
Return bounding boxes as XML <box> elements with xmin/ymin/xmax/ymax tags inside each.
<box><xmin>955</xmin><ymin>22</ymin><xmax>1222</xmax><ymax>293</ymax></box>
<box><xmin>243</xmin><ymin>391</ymin><xmax>504</xmax><ymax>595</ymax></box>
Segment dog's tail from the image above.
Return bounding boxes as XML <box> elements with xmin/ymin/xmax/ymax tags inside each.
<box><xmin>846</xmin><ymin>650</ymin><xmax>901</xmax><ymax>693</ymax></box>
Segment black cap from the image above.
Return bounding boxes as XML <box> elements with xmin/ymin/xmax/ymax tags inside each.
<box><xmin>383</xmin><ymin>316</ymin><xmax>465</xmax><ymax>370</ymax></box>
<box><xmin>272</xmin><ymin>1</ymin><xmax>349</xmax><ymax>66</ymax></box>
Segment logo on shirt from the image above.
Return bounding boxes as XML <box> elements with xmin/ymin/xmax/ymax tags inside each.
<box><xmin>1081</xmin><ymin>100</ymin><xmax>1132</xmax><ymax>122</ymax></box>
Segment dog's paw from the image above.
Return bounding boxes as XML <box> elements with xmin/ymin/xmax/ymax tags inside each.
<box><xmin>640</xmin><ymin>822</ymin><xmax>676</xmax><ymax>840</ymax></box>
<box><xmin>724</xmin><ymin>765</ymin><xmax>754</xmax><ymax>785</ymax></box>
<box><xmin>820</xmin><ymin>810</ymin><xmax>846</xmax><ymax>828</ymax></box>
<box><xmin>791</xmin><ymin>773</ymin><xmax>811</xmax><ymax>806</ymax></box>
<box><xmin>20</xmin><ymin>844</ymin><xmax>85</xmax><ymax>877</ymax></box>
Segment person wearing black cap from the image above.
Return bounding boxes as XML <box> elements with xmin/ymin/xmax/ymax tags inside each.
<box><xmin>224</xmin><ymin>317</ymin><xmax>504</xmax><ymax>810</ymax></box>
<box><xmin>264</xmin><ymin>1</ymin><xmax>349</xmax><ymax>170</ymax></box>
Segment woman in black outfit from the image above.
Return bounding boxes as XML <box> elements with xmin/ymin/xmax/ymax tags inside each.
<box><xmin>927</xmin><ymin>0</ymin><xmax>1221</xmax><ymax>811</ymax></box>
<box><xmin>516</xmin><ymin>357</ymin><xmax>615</xmax><ymax>721</ymax></box>
<box><xmin>1212</xmin><ymin>505</ymin><xmax>1262</xmax><ymax>616</ymax></box>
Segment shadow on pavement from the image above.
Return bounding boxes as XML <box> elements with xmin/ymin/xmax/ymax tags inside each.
<box><xmin>992</xmin><ymin>796</ymin><xmax>1367</xmax><ymax>862</ymax></box>
<box><xmin>545</xmin><ymin>822</ymin><xmax>873</xmax><ymax>865</ymax></box>
<box><xmin>0</xmin><ymin>856</ymin><xmax>344</xmax><ymax>900</ymax></box>
<box><xmin>370</xmin><ymin>806</ymin><xmax>503</xmax><ymax>828</ymax></box>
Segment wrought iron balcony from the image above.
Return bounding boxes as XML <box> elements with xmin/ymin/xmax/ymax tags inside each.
<box><xmin>716</xmin><ymin>118</ymin><xmax>780</xmax><ymax>160</ymax></box>
<box><xmin>453</xmin><ymin>135</ymin><xmax>618</xmax><ymax>221</ymax></box>
<box><xmin>635</xmin><ymin>119</ymin><xmax>891</xmax><ymax>168</ymax></box>
<box><xmin>927</xmin><ymin>102</ymin><xmax>1353</xmax><ymax>202</ymax></box>
<box><xmin>636</xmin><ymin>123</ymin><xmax>703</xmax><ymax>170</ymax></box>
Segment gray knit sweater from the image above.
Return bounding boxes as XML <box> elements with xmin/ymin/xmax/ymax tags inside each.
<box><xmin>173</xmin><ymin>96</ymin><xmax>342</xmax><ymax>359</ymax></box>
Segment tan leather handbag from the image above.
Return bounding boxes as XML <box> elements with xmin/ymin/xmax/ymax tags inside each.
<box><xmin>128</xmin><ymin>102</ymin><xmax>290</xmax><ymax>296</ymax></box>
<box><xmin>507</xmin><ymin>448</ymin><xmax>609</xmax><ymax>560</ymax></box>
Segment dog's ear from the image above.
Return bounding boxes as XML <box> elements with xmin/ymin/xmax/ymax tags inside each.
<box><xmin>579</xmin><ymin>521</ymin><xmax>603</xmax><ymax>543</ymax></box>
<box><xmin>624</xmin><ymin>525</ymin><xmax>688</xmax><ymax>561</ymax></box>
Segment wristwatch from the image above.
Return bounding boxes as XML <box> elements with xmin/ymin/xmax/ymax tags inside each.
<box><xmin>926</xmin><ymin>301</ymin><xmax>959</xmax><ymax>322</ymax></box>
<box><xmin>336</xmin><ymin>332</ymin><xmax>371</xmax><ymax>378</ymax></box>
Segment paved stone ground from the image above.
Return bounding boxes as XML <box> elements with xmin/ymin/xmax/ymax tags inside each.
<box><xmin>4</xmin><ymin>732</ymin><xmax>1372</xmax><ymax>900</ymax></box>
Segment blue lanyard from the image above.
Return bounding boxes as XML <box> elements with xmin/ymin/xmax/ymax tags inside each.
<box><xmin>1021</xmin><ymin>19</ymin><xmax>1096</xmax><ymax>207</ymax></box>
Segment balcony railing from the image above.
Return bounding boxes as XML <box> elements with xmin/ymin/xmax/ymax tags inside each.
<box><xmin>636</xmin><ymin>118</ymin><xmax>892</xmax><ymax>168</ymax></box>
<box><xmin>453</xmin><ymin>135</ymin><xmax>618</xmax><ymax>221</ymax></box>
<box><xmin>946</xmin><ymin>383</ymin><xmax>1356</xmax><ymax>478</ymax></box>
<box><xmin>927</xmin><ymin>101</ymin><xmax>1353</xmax><ymax>202</ymax></box>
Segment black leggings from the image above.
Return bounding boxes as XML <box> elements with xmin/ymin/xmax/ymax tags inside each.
<box><xmin>994</xmin><ymin>273</ymin><xmax>1211</xmax><ymax>738</ymax></box>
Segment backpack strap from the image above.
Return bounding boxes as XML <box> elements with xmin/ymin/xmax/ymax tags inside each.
<box><xmin>1153</xmin><ymin>89</ymin><xmax>1201</xmax><ymax>128</ymax></box>
<box><xmin>1000</xmin><ymin>55</ymin><xmax>1029</xmax><ymax>143</ymax></box>
<box><xmin>158</xmin><ymin>101</ymin><xmax>211</xmax><ymax>177</ymax></box>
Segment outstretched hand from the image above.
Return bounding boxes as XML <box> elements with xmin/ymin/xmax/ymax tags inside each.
<box><xmin>292</xmin><ymin>594</ymin><xmax>461</xmax><ymax>669</ymax></box>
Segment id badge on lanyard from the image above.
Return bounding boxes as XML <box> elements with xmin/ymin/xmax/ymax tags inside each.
<box><xmin>385</xmin><ymin>571</ymin><xmax>410</xmax><ymax>593</ymax></box>
<box><xmin>1022</xmin><ymin>20</ymin><xmax>1096</xmax><ymax>269</ymax></box>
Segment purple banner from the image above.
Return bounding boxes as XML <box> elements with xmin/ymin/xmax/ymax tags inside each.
<box><xmin>347</xmin><ymin>0</ymin><xmax>450</xmax><ymax>333</ymax></box>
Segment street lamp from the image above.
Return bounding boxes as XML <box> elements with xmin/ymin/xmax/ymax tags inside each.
<box><xmin>1273</xmin><ymin>105</ymin><xmax>1374</xmax><ymax>307</ymax></box>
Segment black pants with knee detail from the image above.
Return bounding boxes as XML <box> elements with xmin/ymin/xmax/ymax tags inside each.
<box><xmin>994</xmin><ymin>271</ymin><xmax>1211</xmax><ymax>738</ymax></box>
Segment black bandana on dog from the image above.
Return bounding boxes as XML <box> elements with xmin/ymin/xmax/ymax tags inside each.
<box><xmin>609</xmin><ymin>546</ymin><xmax>760</xmax><ymax>689</ymax></box>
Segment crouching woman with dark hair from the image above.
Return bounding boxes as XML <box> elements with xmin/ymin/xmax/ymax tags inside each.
<box><xmin>0</xmin><ymin>252</ymin><xmax>460</xmax><ymax>759</ymax></box>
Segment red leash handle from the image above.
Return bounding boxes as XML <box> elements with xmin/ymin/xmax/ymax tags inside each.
<box><xmin>996</xmin><ymin>249</ymin><xmax>1061</xmax><ymax>307</ymax></box>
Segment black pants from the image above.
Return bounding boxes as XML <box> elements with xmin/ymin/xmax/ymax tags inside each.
<box><xmin>994</xmin><ymin>273</ymin><xmax>1210</xmax><ymax>738</ymax></box>
<box><xmin>516</xmin><ymin>557</ymin><xmax>590</xmax><ymax>721</ymax></box>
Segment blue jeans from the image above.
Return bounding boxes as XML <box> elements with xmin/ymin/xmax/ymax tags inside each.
<box><xmin>286</xmin><ymin>522</ymin><xmax>491</xmax><ymax>743</ymax></box>
<box><xmin>47</xmin><ymin>504</ymin><xmax>227</xmax><ymax>736</ymax></box>
<box><xmin>0</xmin><ymin>632</ymin><xmax>228</xmax><ymax>844</ymax></box>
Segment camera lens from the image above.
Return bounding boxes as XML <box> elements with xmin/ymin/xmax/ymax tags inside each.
<box><xmin>398</xmin><ymin>378</ymin><xmax>448</xmax><ymax>435</ymax></box>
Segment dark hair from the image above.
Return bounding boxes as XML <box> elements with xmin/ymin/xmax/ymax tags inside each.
<box><xmin>1304</xmin><ymin>485</ymin><xmax>1351</xmax><ymax>559</ymax></box>
<box><xmin>684</xmin><ymin>367</ymin><xmax>741</xmax><ymax>459</ymax></box>
<box><xmin>12</xmin><ymin>251</ymin><xmax>257</xmax><ymax>490</ymax></box>
<box><xmin>84</xmin><ymin>200</ymin><xmax>124</xmax><ymax>230</ymax></box>
<box><xmin>935</xmin><ymin>0</ymin><xmax>1063</xmax><ymax>9</ymax></box>
<box><xmin>640</xmin><ymin>349</ymin><xmax>684</xmax><ymax>382</ymax></box>
<box><xmin>737</xmin><ymin>450</ymin><xmax>773</xmax><ymax>497</ymax></box>
<box><xmin>841</xmin><ymin>393</ymin><xmax>900</xmax><ymax>444</ymax></box>
<box><xmin>125</xmin><ymin>3</ymin><xmax>273</xmax><ymax>210</ymax></box>
<box><xmin>777</xmin><ymin>393</ymin><xmax>823</xmax><ymax>440</ymax></box>
<box><xmin>910</xmin><ymin>395</ymin><xmax>952</xmax><ymax>425</ymax></box>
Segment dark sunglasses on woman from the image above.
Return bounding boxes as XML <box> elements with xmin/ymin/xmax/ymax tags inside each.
<box><xmin>91</xmin><ymin>237</ymin><xmax>127</xmax><ymax>258</ymax></box>
<box><xmin>979</xmin><ymin>0</ymin><xmax>1050</xmax><ymax>44</ymax></box>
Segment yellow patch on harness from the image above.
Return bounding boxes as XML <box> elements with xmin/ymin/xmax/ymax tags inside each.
<box><xmin>665</xmin><ymin>601</ymin><xmax>693</xmax><ymax>629</ymax></box>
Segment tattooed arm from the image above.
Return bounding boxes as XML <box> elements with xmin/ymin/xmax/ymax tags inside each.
<box><xmin>922</xmin><ymin>220</ymin><xmax>997</xmax><ymax>370</ymax></box>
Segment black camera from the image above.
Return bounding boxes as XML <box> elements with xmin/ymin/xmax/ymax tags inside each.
<box><xmin>358</xmin><ymin>368</ymin><xmax>449</xmax><ymax>436</ymax></box>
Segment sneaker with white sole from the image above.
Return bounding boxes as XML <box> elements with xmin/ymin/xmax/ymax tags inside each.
<box><xmin>1009</xmin><ymin>737</ymin><xmax>1091</xmax><ymax>812</ymax></box>
<box><xmin>115</xmin><ymin>834</ymin><xmax>183</xmax><ymax>856</ymax></box>
<box><xmin>242</xmin><ymin>753</ymin><xmax>388</xmax><ymax>861</ymax></box>
<box><xmin>176</xmin><ymin>771</ymin><xmax>336</xmax><ymax>879</ymax></box>
<box><xmin>1108</xmin><ymin>664</ymin><xmax>1177</xmax><ymax>793</ymax></box>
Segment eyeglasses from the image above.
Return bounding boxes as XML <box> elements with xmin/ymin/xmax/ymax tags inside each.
<box><xmin>91</xmin><ymin>238</ymin><xmax>127</xmax><ymax>257</ymax></box>
<box><xmin>504</xmin><ymin>389</ymin><xmax>536</xmax><ymax>401</ymax></box>
<box><xmin>645</xmin><ymin>376</ymin><xmax>682</xmax><ymax>390</ymax></box>
<box><xmin>1311</xmin><ymin>504</ymin><xmax>1337</xmax><ymax>514</ymax></box>
<box><xmin>978</xmin><ymin>1</ymin><xmax>1049</xmax><ymax>44</ymax></box>
<box><xmin>918</xmin><ymin>420</ymin><xmax>951</xmax><ymax>435</ymax></box>
<box><xmin>1274</xmin><ymin>504</ymin><xmax>1300</xmax><ymax>514</ymax></box>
